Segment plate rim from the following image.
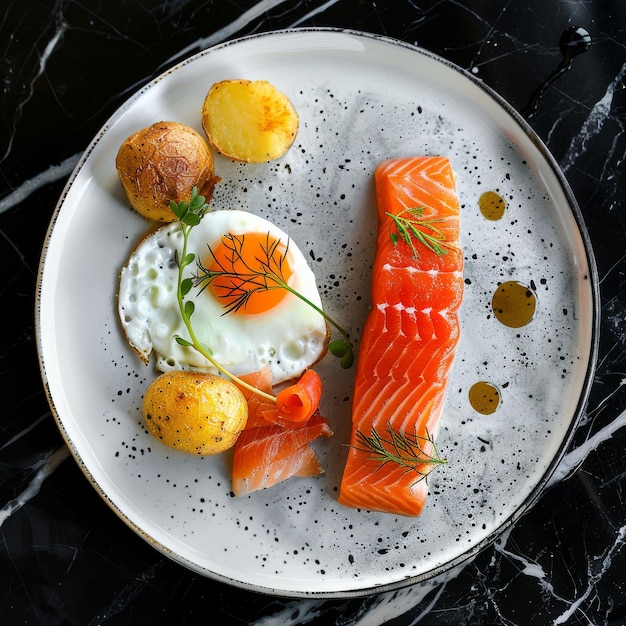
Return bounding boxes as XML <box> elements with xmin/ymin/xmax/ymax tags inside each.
<box><xmin>35</xmin><ymin>26</ymin><xmax>601</xmax><ymax>598</ymax></box>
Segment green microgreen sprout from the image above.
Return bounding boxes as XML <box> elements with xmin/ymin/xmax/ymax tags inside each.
<box><xmin>170</xmin><ymin>186</ymin><xmax>354</xmax><ymax>406</ymax></box>
<box><xmin>170</xmin><ymin>187</ymin><xmax>275</xmax><ymax>402</ymax></box>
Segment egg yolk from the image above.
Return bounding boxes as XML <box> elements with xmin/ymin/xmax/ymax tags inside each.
<box><xmin>204</xmin><ymin>231</ymin><xmax>294</xmax><ymax>315</ymax></box>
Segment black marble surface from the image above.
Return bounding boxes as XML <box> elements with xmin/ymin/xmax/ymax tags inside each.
<box><xmin>1</xmin><ymin>1</ymin><xmax>625</xmax><ymax>624</ymax></box>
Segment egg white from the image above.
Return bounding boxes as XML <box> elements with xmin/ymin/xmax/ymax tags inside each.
<box><xmin>118</xmin><ymin>210</ymin><xmax>329</xmax><ymax>384</ymax></box>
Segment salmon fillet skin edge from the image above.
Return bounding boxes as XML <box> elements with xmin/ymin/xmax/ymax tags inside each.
<box><xmin>338</xmin><ymin>156</ymin><xmax>463</xmax><ymax>516</ymax></box>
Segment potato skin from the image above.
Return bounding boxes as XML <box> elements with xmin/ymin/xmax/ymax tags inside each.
<box><xmin>116</xmin><ymin>121</ymin><xmax>219</xmax><ymax>222</ymax></box>
<box><xmin>143</xmin><ymin>371</ymin><xmax>248</xmax><ymax>455</ymax></box>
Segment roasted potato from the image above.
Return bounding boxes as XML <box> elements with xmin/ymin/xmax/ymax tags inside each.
<box><xmin>201</xmin><ymin>79</ymin><xmax>299</xmax><ymax>163</ymax></box>
<box><xmin>116</xmin><ymin>121</ymin><xmax>219</xmax><ymax>222</ymax></box>
<box><xmin>143</xmin><ymin>371</ymin><xmax>248</xmax><ymax>455</ymax></box>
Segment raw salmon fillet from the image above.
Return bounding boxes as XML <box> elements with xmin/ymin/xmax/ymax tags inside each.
<box><xmin>338</xmin><ymin>156</ymin><xmax>463</xmax><ymax>516</ymax></box>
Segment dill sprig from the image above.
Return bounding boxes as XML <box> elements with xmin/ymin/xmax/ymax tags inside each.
<box><xmin>169</xmin><ymin>187</ymin><xmax>275</xmax><ymax>402</ymax></box>
<box><xmin>387</xmin><ymin>207</ymin><xmax>452</xmax><ymax>258</ymax></box>
<box><xmin>195</xmin><ymin>232</ymin><xmax>292</xmax><ymax>316</ymax></box>
<box><xmin>354</xmin><ymin>422</ymin><xmax>447</xmax><ymax>482</ymax></box>
<box><xmin>194</xmin><ymin>230</ymin><xmax>355</xmax><ymax>369</ymax></box>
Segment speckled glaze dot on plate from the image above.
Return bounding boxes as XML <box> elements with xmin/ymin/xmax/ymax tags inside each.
<box><xmin>35</xmin><ymin>29</ymin><xmax>599</xmax><ymax>598</ymax></box>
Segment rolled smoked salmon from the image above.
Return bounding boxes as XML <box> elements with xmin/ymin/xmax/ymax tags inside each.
<box><xmin>338</xmin><ymin>156</ymin><xmax>463</xmax><ymax>516</ymax></box>
<box><xmin>232</xmin><ymin>366</ymin><xmax>333</xmax><ymax>496</ymax></box>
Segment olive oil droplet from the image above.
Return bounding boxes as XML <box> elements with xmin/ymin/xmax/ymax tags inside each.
<box><xmin>491</xmin><ymin>280</ymin><xmax>537</xmax><ymax>328</ymax></box>
<box><xmin>469</xmin><ymin>381</ymin><xmax>501</xmax><ymax>415</ymax></box>
<box><xmin>479</xmin><ymin>191</ymin><xmax>506</xmax><ymax>220</ymax></box>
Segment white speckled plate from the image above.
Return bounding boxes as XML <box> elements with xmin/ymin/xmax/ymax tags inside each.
<box><xmin>36</xmin><ymin>29</ymin><xmax>598</xmax><ymax>597</ymax></box>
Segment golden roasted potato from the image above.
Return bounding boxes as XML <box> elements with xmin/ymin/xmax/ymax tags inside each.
<box><xmin>116</xmin><ymin>121</ymin><xmax>219</xmax><ymax>222</ymax></box>
<box><xmin>201</xmin><ymin>79</ymin><xmax>299</xmax><ymax>163</ymax></box>
<box><xmin>143</xmin><ymin>371</ymin><xmax>248</xmax><ymax>456</ymax></box>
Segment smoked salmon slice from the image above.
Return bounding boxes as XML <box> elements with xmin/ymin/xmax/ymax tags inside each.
<box><xmin>338</xmin><ymin>156</ymin><xmax>463</xmax><ymax>516</ymax></box>
<box><xmin>231</xmin><ymin>366</ymin><xmax>333</xmax><ymax>496</ymax></box>
<box><xmin>232</xmin><ymin>414</ymin><xmax>332</xmax><ymax>496</ymax></box>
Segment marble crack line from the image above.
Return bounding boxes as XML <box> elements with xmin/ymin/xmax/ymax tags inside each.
<box><xmin>35</xmin><ymin>15</ymin><xmax>67</xmax><ymax>82</ymax></box>
<box><xmin>0</xmin><ymin>228</ymin><xmax>36</xmax><ymax>279</ymax></box>
<box><xmin>488</xmin><ymin>407</ymin><xmax>626</xmax><ymax>610</ymax></box>
<box><xmin>248</xmin><ymin>598</ymin><xmax>326</xmax><ymax>626</ymax></box>
<box><xmin>0</xmin><ymin>411</ymin><xmax>50</xmax><ymax>452</ymax></box>
<box><xmin>578</xmin><ymin>381</ymin><xmax>620</xmax><ymax>431</ymax></box>
<box><xmin>547</xmin><ymin>406</ymin><xmax>626</xmax><ymax>488</ymax></box>
<box><xmin>87</xmin><ymin>561</ymin><xmax>163</xmax><ymax>626</ymax></box>
<box><xmin>401</xmin><ymin>574</ymin><xmax>454</xmax><ymax>625</ymax></box>
<box><xmin>493</xmin><ymin>526</ymin><xmax>566</xmax><ymax>603</ymax></box>
<box><xmin>598</xmin><ymin>248</ymin><xmax>626</xmax><ymax>286</ymax></box>
<box><xmin>2</xmin><ymin>14</ymin><xmax>67</xmax><ymax>163</ymax></box>
<box><xmin>447</xmin><ymin>0</ymin><xmax>547</xmax><ymax>72</ymax></box>
<box><xmin>345</xmin><ymin>581</ymin><xmax>447</xmax><ymax>626</ymax></box>
<box><xmin>0</xmin><ymin>445</ymin><xmax>70</xmax><ymax>528</ymax></box>
<box><xmin>561</xmin><ymin>61</ymin><xmax>626</xmax><ymax>175</ymax></box>
<box><xmin>553</xmin><ymin>524</ymin><xmax>626</xmax><ymax>625</ymax></box>
<box><xmin>0</xmin><ymin>152</ymin><xmax>81</xmax><ymax>216</ymax></box>
<box><xmin>289</xmin><ymin>0</ymin><xmax>342</xmax><ymax>28</ymax></box>
<box><xmin>247</xmin><ymin>564</ymin><xmax>465</xmax><ymax>626</ymax></box>
<box><xmin>160</xmin><ymin>0</ymin><xmax>293</xmax><ymax>69</ymax></box>
<box><xmin>449</xmin><ymin>0</ymin><xmax>512</xmax><ymax>38</ymax></box>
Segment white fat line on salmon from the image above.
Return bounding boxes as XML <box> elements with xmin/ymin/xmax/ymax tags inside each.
<box><xmin>390</xmin><ymin>304</ymin><xmax>437</xmax><ymax>319</ymax></box>
<box><xmin>381</xmin><ymin>264</ymin><xmax>462</xmax><ymax>279</ymax></box>
<box><xmin>376</xmin><ymin>302</ymin><xmax>435</xmax><ymax>314</ymax></box>
<box><xmin>381</xmin><ymin>265</ymin><xmax>436</xmax><ymax>276</ymax></box>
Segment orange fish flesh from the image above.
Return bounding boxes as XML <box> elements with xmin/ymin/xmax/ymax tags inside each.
<box><xmin>338</xmin><ymin>156</ymin><xmax>463</xmax><ymax>516</ymax></box>
<box><xmin>231</xmin><ymin>366</ymin><xmax>333</xmax><ymax>496</ymax></box>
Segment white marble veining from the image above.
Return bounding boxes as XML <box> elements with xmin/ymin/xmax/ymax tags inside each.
<box><xmin>561</xmin><ymin>62</ymin><xmax>626</xmax><ymax>175</ymax></box>
<box><xmin>1</xmin><ymin>0</ymin><xmax>625</xmax><ymax>624</ymax></box>
<box><xmin>0</xmin><ymin>444</ymin><xmax>69</xmax><ymax>526</ymax></box>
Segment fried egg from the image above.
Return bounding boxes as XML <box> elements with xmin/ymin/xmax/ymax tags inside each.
<box><xmin>118</xmin><ymin>210</ymin><xmax>329</xmax><ymax>384</ymax></box>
